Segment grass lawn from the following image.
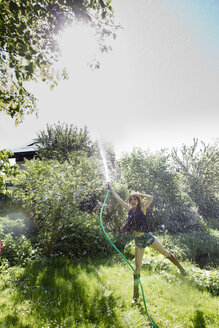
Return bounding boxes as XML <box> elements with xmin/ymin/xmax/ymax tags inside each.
<box><xmin>0</xmin><ymin>256</ymin><xmax>218</xmax><ymax>328</ymax></box>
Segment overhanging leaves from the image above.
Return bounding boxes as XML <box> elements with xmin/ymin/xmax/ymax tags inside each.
<box><xmin>0</xmin><ymin>0</ymin><xmax>116</xmax><ymax>122</ymax></box>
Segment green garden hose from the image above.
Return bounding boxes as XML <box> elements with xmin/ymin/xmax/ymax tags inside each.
<box><xmin>100</xmin><ymin>188</ymin><xmax>157</xmax><ymax>328</ymax></box>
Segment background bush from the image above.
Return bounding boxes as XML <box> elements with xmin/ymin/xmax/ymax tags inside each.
<box><xmin>1</xmin><ymin>234</ymin><xmax>40</xmax><ymax>266</ymax></box>
<box><xmin>12</xmin><ymin>152</ymin><xmax>107</xmax><ymax>257</ymax></box>
<box><xmin>54</xmin><ymin>211</ymin><xmax>116</xmax><ymax>258</ymax></box>
<box><xmin>0</xmin><ymin>212</ymin><xmax>40</xmax><ymax>266</ymax></box>
<box><xmin>172</xmin><ymin>139</ymin><xmax>219</xmax><ymax>219</ymax></box>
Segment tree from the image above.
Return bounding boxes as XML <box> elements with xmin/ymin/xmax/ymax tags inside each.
<box><xmin>0</xmin><ymin>0</ymin><xmax>115</xmax><ymax>123</ymax></box>
<box><xmin>172</xmin><ymin>139</ymin><xmax>219</xmax><ymax>219</ymax></box>
<box><xmin>35</xmin><ymin>122</ymin><xmax>95</xmax><ymax>162</ymax></box>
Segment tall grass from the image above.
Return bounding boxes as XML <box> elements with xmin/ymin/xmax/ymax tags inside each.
<box><xmin>0</xmin><ymin>210</ymin><xmax>218</xmax><ymax>327</ymax></box>
<box><xmin>0</xmin><ymin>257</ymin><xmax>218</xmax><ymax>328</ymax></box>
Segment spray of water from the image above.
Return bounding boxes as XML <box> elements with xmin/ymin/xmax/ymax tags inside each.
<box><xmin>98</xmin><ymin>142</ymin><xmax>110</xmax><ymax>183</ymax></box>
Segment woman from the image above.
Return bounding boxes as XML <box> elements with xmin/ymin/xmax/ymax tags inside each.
<box><xmin>109</xmin><ymin>185</ymin><xmax>186</xmax><ymax>304</ymax></box>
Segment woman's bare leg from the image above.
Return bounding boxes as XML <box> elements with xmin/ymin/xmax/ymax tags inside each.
<box><xmin>132</xmin><ymin>246</ymin><xmax>144</xmax><ymax>303</ymax></box>
<box><xmin>135</xmin><ymin>246</ymin><xmax>144</xmax><ymax>275</ymax></box>
<box><xmin>150</xmin><ymin>238</ymin><xmax>186</xmax><ymax>275</ymax></box>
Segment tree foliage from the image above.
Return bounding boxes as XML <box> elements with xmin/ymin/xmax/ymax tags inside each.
<box><xmin>0</xmin><ymin>0</ymin><xmax>115</xmax><ymax>123</ymax></box>
<box><xmin>0</xmin><ymin>149</ymin><xmax>17</xmax><ymax>195</ymax></box>
<box><xmin>35</xmin><ymin>122</ymin><xmax>96</xmax><ymax>162</ymax></box>
<box><xmin>12</xmin><ymin>152</ymin><xmax>105</xmax><ymax>256</ymax></box>
<box><xmin>115</xmin><ymin>148</ymin><xmax>200</xmax><ymax>232</ymax></box>
<box><xmin>172</xmin><ymin>138</ymin><xmax>219</xmax><ymax>219</ymax></box>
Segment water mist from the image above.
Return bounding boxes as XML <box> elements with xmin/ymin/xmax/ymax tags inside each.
<box><xmin>98</xmin><ymin>142</ymin><xmax>110</xmax><ymax>184</ymax></box>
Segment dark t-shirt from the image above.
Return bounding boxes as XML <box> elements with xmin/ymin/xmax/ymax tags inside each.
<box><xmin>121</xmin><ymin>207</ymin><xmax>150</xmax><ymax>233</ymax></box>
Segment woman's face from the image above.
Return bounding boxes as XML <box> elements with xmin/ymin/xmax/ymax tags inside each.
<box><xmin>129</xmin><ymin>196</ymin><xmax>139</xmax><ymax>209</ymax></box>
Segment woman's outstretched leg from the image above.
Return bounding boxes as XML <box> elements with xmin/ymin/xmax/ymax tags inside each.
<box><xmin>150</xmin><ymin>238</ymin><xmax>186</xmax><ymax>275</ymax></box>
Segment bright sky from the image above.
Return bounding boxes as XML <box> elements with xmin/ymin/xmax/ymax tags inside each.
<box><xmin>0</xmin><ymin>0</ymin><xmax>218</xmax><ymax>156</ymax></box>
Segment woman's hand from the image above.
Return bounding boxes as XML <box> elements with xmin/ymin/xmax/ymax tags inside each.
<box><xmin>138</xmin><ymin>193</ymin><xmax>153</xmax><ymax>199</ymax></box>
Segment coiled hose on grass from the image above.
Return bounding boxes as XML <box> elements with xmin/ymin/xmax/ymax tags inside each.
<box><xmin>100</xmin><ymin>188</ymin><xmax>157</xmax><ymax>328</ymax></box>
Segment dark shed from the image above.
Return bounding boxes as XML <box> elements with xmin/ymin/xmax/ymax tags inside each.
<box><xmin>9</xmin><ymin>142</ymin><xmax>39</xmax><ymax>163</ymax></box>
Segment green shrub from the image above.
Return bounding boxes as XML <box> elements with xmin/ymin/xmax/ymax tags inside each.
<box><xmin>0</xmin><ymin>149</ymin><xmax>18</xmax><ymax>195</ymax></box>
<box><xmin>54</xmin><ymin>212</ymin><xmax>115</xmax><ymax>258</ymax></box>
<box><xmin>172</xmin><ymin>139</ymin><xmax>219</xmax><ymax>219</ymax></box>
<box><xmin>188</xmin><ymin>266</ymin><xmax>219</xmax><ymax>296</ymax></box>
<box><xmin>172</xmin><ymin>229</ymin><xmax>219</xmax><ymax>265</ymax></box>
<box><xmin>0</xmin><ymin>214</ymin><xmax>34</xmax><ymax>240</ymax></box>
<box><xmin>0</xmin><ymin>213</ymin><xmax>39</xmax><ymax>266</ymax></box>
<box><xmin>12</xmin><ymin>154</ymin><xmax>106</xmax><ymax>257</ymax></box>
<box><xmin>1</xmin><ymin>234</ymin><xmax>40</xmax><ymax>266</ymax></box>
<box><xmin>205</xmin><ymin>217</ymin><xmax>219</xmax><ymax>230</ymax></box>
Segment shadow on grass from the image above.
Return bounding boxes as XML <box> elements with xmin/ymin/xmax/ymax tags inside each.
<box><xmin>1</xmin><ymin>314</ymin><xmax>30</xmax><ymax>328</ymax></box>
<box><xmin>192</xmin><ymin>310</ymin><xmax>206</xmax><ymax>328</ymax></box>
<box><xmin>7</xmin><ymin>258</ymin><xmax>125</xmax><ymax>328</ymax></box>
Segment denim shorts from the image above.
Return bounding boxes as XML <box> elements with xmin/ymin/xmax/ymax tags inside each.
<box><xmin>134</xmin><ymin>232</ymin><xmax>155</xmax><ymax>248</ymax></box>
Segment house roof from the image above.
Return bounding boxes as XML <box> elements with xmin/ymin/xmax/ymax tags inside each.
<box><xmin>11</xmin><ymin>142</ymin><xmax>39</xmax><ymax>154</ymax></box>
<box><xmin>9</xmin><ymin>142</ymin><xmax>40</xmax><ymax>161</ymax></box>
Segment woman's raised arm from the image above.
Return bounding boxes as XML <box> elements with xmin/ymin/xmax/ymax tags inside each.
<box><xmin>109</xmin><ymin>184</ymin><xmax>130</xmax><ymax>211</ymax></box>
<box><xmin>138</xmin><ymin>193</ymin><xmax>153</xmax><ymax>213</ymax></box>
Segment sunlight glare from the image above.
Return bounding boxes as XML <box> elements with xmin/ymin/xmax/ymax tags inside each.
<box><xmin>58</xmin><ymin>23</ymin><xmax>98</xmax><ymax>73</ymax></box>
